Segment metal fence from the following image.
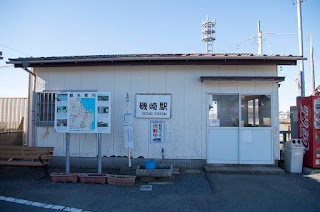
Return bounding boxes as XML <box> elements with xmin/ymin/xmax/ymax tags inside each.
<box><xmin>0</xmin><ymin>98</ymin><xmax>28</xmax><ymax>131</ymax></box>
<box><xmin>0</xmin><ymin>98</ymin><xmax>28</xmax><ymax>146</ymax></box>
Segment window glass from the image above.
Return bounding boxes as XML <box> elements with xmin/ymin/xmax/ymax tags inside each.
<box><xmin>209</xmin><ymin>95</ymin><xmax>239</xmax><ymax>127</ymax></box>
<box><xmin>241</xmin><ymin>95</ymin><xmax>271</xmax><ymax>127</ymax></box>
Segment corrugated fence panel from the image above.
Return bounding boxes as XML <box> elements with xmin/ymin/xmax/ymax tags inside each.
<box><xmin>0</xmin><ymin>98</ymin><xmax>28</xmax><ymax>131</ymax></box>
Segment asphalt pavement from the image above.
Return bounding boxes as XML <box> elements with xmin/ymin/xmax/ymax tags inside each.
<box><xmin>0</xmin><ymin>166</ymin><xmax>320</xmax><ymax>212</ymax></box>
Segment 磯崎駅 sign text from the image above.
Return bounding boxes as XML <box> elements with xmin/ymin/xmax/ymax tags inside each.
<box><xmin>136</xmin><ymin>94</ymin><xmax>171</xmax><ymax>119</ymax></box>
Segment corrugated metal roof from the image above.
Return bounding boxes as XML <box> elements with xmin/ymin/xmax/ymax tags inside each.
<box><xmin>7</xmin><ymin>53</ymin><xmax>306</xmax><ymax>67</ymax></box>
<box><xmin>8</xmin><ymin>53</ymin><xmax>301</xmax><ymax>61</ymax></box>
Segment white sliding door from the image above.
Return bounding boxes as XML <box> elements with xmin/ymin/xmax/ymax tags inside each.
<box><xmin>207</xmin><ymin>94</ymin><xmax>239</xmax><ymax>164</ymax></box>
<box><xmin>207</xmin><ymin>94</ymin><xmax>273</xmax><ymax>164</ymax></box>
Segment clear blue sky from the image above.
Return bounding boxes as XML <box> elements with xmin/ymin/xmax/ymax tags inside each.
<box><xmin>1</xmin><ymin>0</ymin><xmax>319</xmax><ymax>112</ymax></box>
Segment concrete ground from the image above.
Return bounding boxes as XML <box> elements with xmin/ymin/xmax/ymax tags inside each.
<box><xmin>0</xmin><ymin>167</ymin><xmax>320</xmax><ymax>212</ymax></box>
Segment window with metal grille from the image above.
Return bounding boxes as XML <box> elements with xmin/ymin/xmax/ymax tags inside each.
<box><xmin>36</xmin><ymin>92</ymin><xmax>55</xmax><ymax>126</ymax></box>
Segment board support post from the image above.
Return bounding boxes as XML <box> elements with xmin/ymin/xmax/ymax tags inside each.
<box><xmin>98</xmin><ymin>133</ymin><xmax>102</xmax><ymax>174</ymax></box>
<box><xmin>66</xmin><ymin>133</ymin><xmax>70</xmax><ymax>174</ymax></box>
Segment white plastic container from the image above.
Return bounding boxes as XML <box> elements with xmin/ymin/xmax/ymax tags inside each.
<box><xmin>284</xmin><ymin>139</ymin><xmax>305</xmax><ymax>173</ymax></box>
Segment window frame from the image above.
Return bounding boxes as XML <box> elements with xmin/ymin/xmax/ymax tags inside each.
<box><xmin>36</xmin><ymin>92</ymin><xmax>56</xmax><ymax>126</ymax></box>
<box><xmin>208</xmin><ymin>93</ymin><xmax>273</xmax><ymax>129</ymax></box>
<box><xmin>208</xmin><ymin>93</ymin><xmax>240</xmax><ymax>128</ymax></box>
<box><xmin>241</xmin><ymin>94</ymin><xmax>272</xmax><ymax>128</ymax></box>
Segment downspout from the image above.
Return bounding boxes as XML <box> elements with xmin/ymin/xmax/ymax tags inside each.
<box><xmin>27</xmin><ymin>74</ymin><xmax>31</xmax><ymax>146</ymax></box>
<box><xmin>21</xmin><ymin>61</ymin><xmax>37</xmax><ymax>147</ymax></box>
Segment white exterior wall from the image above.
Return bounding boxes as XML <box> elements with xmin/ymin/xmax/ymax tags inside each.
<box><xmin>33</xmin><ymin>65</ymin><xmax>280</xmax><ymax>160</ymax></box>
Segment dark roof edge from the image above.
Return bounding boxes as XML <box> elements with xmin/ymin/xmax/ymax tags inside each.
<box><xmin>7</xmin><ymin>54</ymin><xmax>306</xmax><ymax>67</ymax></box>
<box><xmin>200</xmin><ymin>76</ymin><xmax>285</xmax><ymax>83</ymax></box>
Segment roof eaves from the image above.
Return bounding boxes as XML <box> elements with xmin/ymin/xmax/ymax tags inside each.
<box><xmin>7</xmin><ymin>54</ymin><xmax>307</xmax><ymax>66</ymax></box>
<box><xmin>8</xmin><ymin>56</ymin><xmax>304</xmax><ymax>63</ymax></box>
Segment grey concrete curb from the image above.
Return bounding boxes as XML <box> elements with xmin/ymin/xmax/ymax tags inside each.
<box><xmin>181</xmin><ymin>169</ymin><xmax>204</xmax><ymax>174</ymax></box>
<box><xmin>303</xmin><ymin>166</ymin><xmax>320</xmax><ymax>175</ymax></box>
<box><xmin>49</xmin><ymin>156</ymin><xmax>206</xmax><ymax>171</ymax></box>
<box><xmin>204</xmin><ymin>165</ymin><xmax>285</xmax><ymax>175</ymax></box>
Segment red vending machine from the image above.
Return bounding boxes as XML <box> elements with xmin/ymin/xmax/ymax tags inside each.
<box><xmin>297</xmin><ymin>96</ymin><xmax>320</xmax><ymax>168</ymax></box>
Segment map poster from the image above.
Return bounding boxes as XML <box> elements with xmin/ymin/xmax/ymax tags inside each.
<box><xmin>150</xmin><ymin>120</ymin><xmax>165</xmax><ymax>143</ymax></box>
<box><xmin>69</xmin><ymin>92</ymin><xmax>97</xmax><ymax>133</ymax></box>
<box><xmin>54</xmin><ymin>92</ymin><xmax>111</xmax><ymax>134</ymax></box>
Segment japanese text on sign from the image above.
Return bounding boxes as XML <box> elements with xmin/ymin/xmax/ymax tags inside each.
<box><xmin>136</xmin><ymin>94</ymin><xmax>171</xmax><ymax>118</ymax></box>
<box><xmin>150</xmin><ymin>121</ymin><xmax>165</xmax><ymax>143</ymax></box>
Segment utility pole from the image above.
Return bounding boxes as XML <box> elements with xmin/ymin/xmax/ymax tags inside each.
<box><xmin>258</xmin><ymin>21</ymin><xmax>262</xmax><ymax>55</ymax></box>
<box><xmin>310</xmin><ymin>35</ymin><xmax>315</xmax><ymax>96</ymax></box>
<box><xmin>260</xmin><ymin>31</ymin><xmax>320</xmax><ymax>96</ymax></box>
<box><xmin>297</xmin><ymin>0</ymin><xmax>305</xmax><ymax>97</ymax></box>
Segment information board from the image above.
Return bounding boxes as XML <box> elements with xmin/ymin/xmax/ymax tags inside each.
<box><xmin>150</xmin><ymin>120</ymin><xmax>165</xmax><ymax>143</ymax></box>
<box><xmin>55</xmin><ymin>92</ymin><xmax>111</xmax><ymax>133</ymax></box>
<box><xmin>136</xmin><ymin>94</ymin><xmax>171</xmax><ymax>119</ymax></box>
<box><xmin>123</xmin><ymin>112</ymin><xmax>134</xmax><ymax>148</ymax></box>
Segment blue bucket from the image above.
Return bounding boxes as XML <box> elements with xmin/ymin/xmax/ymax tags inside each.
<box><xmin>144</xmin><ymin>160</ymin><xmax>157</xmax><ymax>169</ymax></box>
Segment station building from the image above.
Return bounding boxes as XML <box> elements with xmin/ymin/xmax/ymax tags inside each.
<box><xmin>8</xmin><ymin>54</ymin><xmax>305</xmax><ymax>168</ymax></box>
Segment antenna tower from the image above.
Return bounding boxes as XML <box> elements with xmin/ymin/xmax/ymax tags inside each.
<box><xmin>202</xmin><ymin>15</ymin><xmax>216</xmax><ymax>53</ymax></box>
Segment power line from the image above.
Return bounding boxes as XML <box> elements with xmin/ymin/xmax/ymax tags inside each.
<box><xmin>0</xmin><ymin>65</ymin><xmax>14</xmax><ymax>69</ymax></box>
<box><xmin>216</xmin><ymin>38</ymin><xmax>253</xmax><ymax>51</ymax></box>
<box><xmin>0</xmin><ymin>44</ymin><xmax>32</xmax><ymax>57</ymax></box>
<box><xmin>291</xmin><ymin>0</ymin><xmax>306</xmax><ymax>6</ymax></box>
<box><xmin>262</xmin><ymin>35</ymin><xmax>273</xmax><ymax>54</ymax></box>
<box><xmin>263</xmin><ymin>32</ymin><xmax>320</xmax><ymax>36</ymax></box>
<box><xmin>214</xmin><ymin>36</ymin><xmax>256</xmax><ymax>52</ymax></box>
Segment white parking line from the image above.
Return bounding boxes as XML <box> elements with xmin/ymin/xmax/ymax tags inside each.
<box><xmin>0</xmin><ymin>196</ymin><xmax>89</xmax><ymax>212</ymax></box>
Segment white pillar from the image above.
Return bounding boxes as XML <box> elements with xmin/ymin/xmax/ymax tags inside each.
<box><xmin>297</xmin><ymin>0</ymin><xmax>305</xmax><ymax>97</ymax></box>
<box><xmin>310</xmin><ymin>36</ymin><xmax>315</xmax><ymax>96</ymax></box>
<box><xmin>258</xmin><ymin>21</ymin><xmax>262</xmax><ymax>55</ymax></box>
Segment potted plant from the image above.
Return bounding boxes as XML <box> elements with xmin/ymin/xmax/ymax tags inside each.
<box><xmin>107</xmin><ymin>174</ymin><xmax>136</xmax><ymax>186</ymax></box>
<box><xmin>50</xmin><ymin>173</ymin><xmax>78</xmax><ymax>183</ymax></box>
<box><xmin>78</xmin><ymin>173</ymin><xmax>107</xmax><ymax>185</ymax></box>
